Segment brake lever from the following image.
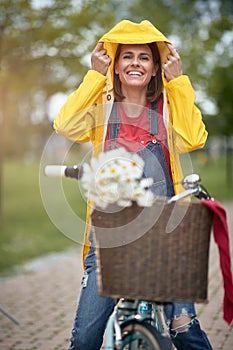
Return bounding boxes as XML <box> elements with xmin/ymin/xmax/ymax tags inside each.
<box><xmin>167</xmin><ymin>188</ymin><xmax>199</xmax><ymax>204</ymax></box>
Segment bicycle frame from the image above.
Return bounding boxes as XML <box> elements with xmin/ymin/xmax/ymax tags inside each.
<box><xmin>103</xmin><ymin>299</ymin><xmax>170</xmax><ymax>349</ymax></box>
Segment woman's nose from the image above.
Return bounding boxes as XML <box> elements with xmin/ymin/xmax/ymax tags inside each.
<box><xmin>131</xmin><ymin>57</ymin><xmax>140</xmax><ymax>66</ymax></box>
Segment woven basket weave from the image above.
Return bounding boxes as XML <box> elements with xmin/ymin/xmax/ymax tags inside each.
<box><xmin>92</xmin><ymin>199</ymin><xmax>213</xmax><ymax>303</ymax></box>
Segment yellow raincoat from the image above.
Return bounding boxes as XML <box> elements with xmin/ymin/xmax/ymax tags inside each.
<box><xmin>54</xmin><ymin>20</ymin><xmax>208</xmax><ymax>265</ymax></box>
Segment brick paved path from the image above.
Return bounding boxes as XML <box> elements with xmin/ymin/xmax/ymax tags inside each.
<box><xmin>0</xmin><ymin>202</ymin><xmax>232</xmax><ymax>350</ymax></box>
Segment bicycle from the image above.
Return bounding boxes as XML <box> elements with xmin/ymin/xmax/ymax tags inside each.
<box><xmin>45</xmin><ymin>165</ymin><xmax>213</xmax><ymax>350</ymax></box>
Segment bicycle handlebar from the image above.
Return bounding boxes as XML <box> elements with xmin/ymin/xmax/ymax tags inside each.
<box><xmin>44</xmin><ymin>165</ymin><xmax>83</xmax><ymax>180</ymax></box>
<box><xmin>44</xmin><ymin>165</ymin><xmax>211</xmax><ymax>201</ymax></box>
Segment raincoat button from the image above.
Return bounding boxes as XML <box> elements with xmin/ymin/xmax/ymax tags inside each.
<box><xmin>152</xmin><ymin>139</ymin><xmax>157</xmax><ymax>144</ymax></box>
<box><xmin>107</xmin><ymin>94</ymin><xmax>111</xmax><ymax>101</ymax></box>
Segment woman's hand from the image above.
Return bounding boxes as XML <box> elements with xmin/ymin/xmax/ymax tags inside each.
<box><xmin>162</xmin><ymin>43</ymin><xmax>183</xmax><ymax>82</ymax></box>
<box><xmin>91</xmin><ymin>42</ymin><xmax>112</xmax><ymax>76</ymax></box>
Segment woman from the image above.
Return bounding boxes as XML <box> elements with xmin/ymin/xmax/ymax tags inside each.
<box><xmin>54</xmin><ymin>20</ymin><xmax>212</xmax><ymax>350</ymax></box>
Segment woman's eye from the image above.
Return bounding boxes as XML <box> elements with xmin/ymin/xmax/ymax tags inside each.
<box><xmin>121</xmin><ymin>54</ymin><xmax>150</xmax><ymax>61</ymax></box>
<box><xmin>140</xmin><ymin>56</ymin><xmax>150</xmax><ymax>61</ymax></box>
<box><xmin>123</xmin><ymin>54</ymin><xmax>131</xmax><ymax>59</ymax></box>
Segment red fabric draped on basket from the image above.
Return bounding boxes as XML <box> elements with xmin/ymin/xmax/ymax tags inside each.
<box><xmin>202</xmin><ymin>199</ymin><xmax>233</xmax><ymax>324</ymax></box>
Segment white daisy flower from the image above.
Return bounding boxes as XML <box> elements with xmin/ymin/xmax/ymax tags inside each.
<box><xmin>80</xmin><ymin>148</ymin><xmax>154</xmax><ymax>208</ymax></box>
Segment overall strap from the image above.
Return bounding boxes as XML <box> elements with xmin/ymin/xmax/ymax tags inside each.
<box><xmin>148</xmin><ymin>100</ymin><xmax>158</xmax><ymax>135</ymax></box>
<box><xmin>109</xmin><ymin>102</ymin><xmax>120</xmax><ymax>141</ymax></box>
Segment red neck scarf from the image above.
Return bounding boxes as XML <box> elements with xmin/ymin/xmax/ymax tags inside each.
<box><xmin>202</xmin><ymin>199</ymin><xmax>233</xmax><ymax>324</ymax></box>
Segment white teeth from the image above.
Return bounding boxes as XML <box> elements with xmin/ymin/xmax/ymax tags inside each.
<box><xmin>128</xmin><ymin>71</ymin><xmax>142</xmax><ymax>76</ymax></box>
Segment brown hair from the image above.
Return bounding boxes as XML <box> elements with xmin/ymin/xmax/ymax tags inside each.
<box><xmin>113</xmin><ymin>42</ymin><xmax>163</xmax><ymax>102</ymax></box>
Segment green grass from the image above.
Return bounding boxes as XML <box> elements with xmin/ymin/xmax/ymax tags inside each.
<box><xmin>0</xmin><ymin>153</ymin><xmax>232</xmax><ymax>277</ymax></box>
<box><xmin>0</xmin><ymin>159</ymin><xmax>87</xmax><ymax>276</ymax></box>
<box><xmin>189</xmin><ymin>151</ymin><xmax>233</xmax><ymax>201</ymax></box>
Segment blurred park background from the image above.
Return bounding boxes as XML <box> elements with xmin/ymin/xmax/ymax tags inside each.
<box><xmin>0</xmin><ymin>0</ymin><xmax>233</xmax><ymax>277</ymax></box>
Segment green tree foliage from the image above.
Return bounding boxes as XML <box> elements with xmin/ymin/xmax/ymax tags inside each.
<box><xmin>205</xmin><ymin>64</ymin><xmax>233</xmax><ymax>136</ymax></box>
<box><xmin>0</xmin><ymin>0</ymin><xmax>120</xmax><ymax>157</ymax></box>
<box><xmin>0</xmin><ymin>0</ymin><xmax>123</xmax><ymax>220</ymax></box>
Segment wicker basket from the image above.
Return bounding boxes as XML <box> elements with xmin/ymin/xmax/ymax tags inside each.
<box><xmin>92</xmin><ymin>199</ymin><xmax>213</xmax><ymax>303</ymax></box>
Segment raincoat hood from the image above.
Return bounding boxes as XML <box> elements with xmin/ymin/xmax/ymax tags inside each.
<box><xmin>99</xmin><ymin>20</ymin><xmax>172</xmax><ymax>85</ymax></box>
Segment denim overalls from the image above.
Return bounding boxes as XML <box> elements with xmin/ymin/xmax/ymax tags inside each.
<box><xmin>107</xmin><ymin>100</ymin><xmax>174</xmax><ymax>197</ymax></box>
<box><xmin>68</xmin><ymin>102</ymin><xmax>213</xmax><ymax>350</ymax></box>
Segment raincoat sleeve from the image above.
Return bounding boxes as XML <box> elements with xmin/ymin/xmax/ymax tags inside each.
<box><xmin>165</xmin><ymin>75</ymin><xmax>208</xmax><ymax>153</ymax></box>
<box><xmin>53</xmin><ymin>70</ymin><xmax>107</xmax><ymax>143</ymax></box>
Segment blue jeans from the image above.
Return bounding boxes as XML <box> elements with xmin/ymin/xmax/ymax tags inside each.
<box><xmin>68</xmin><ymin>249</ymin><xmax>213</xmax><ymax>350</ymax></box>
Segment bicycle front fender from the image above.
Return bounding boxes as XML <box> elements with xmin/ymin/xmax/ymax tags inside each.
<box><xmin>104</xmin><ymin>311</ymin><xmax>121</xmax><ymax>350</ymax></box>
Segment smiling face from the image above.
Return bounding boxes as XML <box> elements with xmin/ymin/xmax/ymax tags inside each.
<box><xmin>114</xmin><ymin>44</ymin><xmax>158</xmax><ymax>95</ymax></box>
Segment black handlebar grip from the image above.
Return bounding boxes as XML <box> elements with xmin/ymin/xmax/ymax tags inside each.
<box><xmin>64</xmin><ymin>165</ymin><xmax>83</xmax><ymax>180</ymax></box>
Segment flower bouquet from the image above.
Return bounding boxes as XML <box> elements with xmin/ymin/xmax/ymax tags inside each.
<box><xmin>80</xmin><ymin>148</ymin><xmax>154</xmax><ymax>209</ymax></box>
